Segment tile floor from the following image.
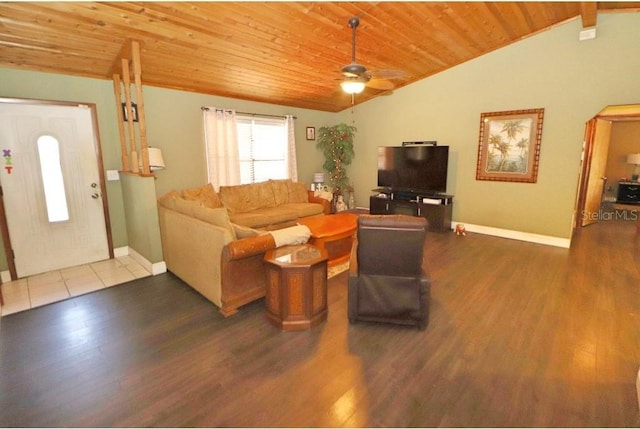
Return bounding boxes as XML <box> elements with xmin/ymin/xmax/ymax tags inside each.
<box><xmin>0</xmin><ymin>256</ymin><xmax>151</xmax><ymax>317</ymax></box>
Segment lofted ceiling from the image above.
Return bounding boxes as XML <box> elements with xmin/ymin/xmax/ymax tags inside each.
<box><xmin>1</xmin><ymin>2</ymin><xmax>639</xmax><ymax>113</ymax></box>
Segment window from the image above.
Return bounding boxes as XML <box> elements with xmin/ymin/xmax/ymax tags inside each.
<box><xmin>236</xmin><ymin>116</ymin><xmax>288</xmax><ymax>184</ymax></box>
<box><xmin>37</xmin><ymin>135</ymin><xmax>70</xmax><ymax>222</ymax></box>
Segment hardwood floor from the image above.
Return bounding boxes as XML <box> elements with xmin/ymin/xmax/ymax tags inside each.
<box><xmin>1</xmin><ymin>219</ymin><xmax>639</xmax><ymax>427</ymax></box>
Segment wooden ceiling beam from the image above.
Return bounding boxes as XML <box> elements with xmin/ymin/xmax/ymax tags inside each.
<box><xmin>580</xmin><ymin>2</ymin><xmax>598</xmax><ymax>28</ymax></box>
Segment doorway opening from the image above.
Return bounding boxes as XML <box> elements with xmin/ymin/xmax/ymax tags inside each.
<box><xmin>573</xmin><ymin>104</ymin><xmax>640</xmax><ymax>241</ymax></box>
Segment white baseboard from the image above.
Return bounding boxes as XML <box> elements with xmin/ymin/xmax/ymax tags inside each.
<box><xmin>113</xmin><ymin>246</ymin><xmax>129</xmax><ymax>258</ymax></box>
<box><xmin>452</xmin><ymin>221</ymin><xmax>571</xmax><ymax>248</ymax></box>
<box><xmin>123</xmin><ymin>246</ymin><xmax>167</xmax><ymax>275</ymax></box>
<box><xmin>0</xmin><ymin>248</ymin><xmax>166</xmax><ymax>282</ymax></box>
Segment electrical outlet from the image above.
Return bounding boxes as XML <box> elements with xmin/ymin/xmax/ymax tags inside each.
<box><xmin>579</xmin><ymin>28</ymin><xmax>596</xmax><ymax>41</ymax></box>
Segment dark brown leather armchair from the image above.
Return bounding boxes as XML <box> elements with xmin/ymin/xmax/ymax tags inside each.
<box><xmin>348</xmin><ymin>214</ymin><xmax>430</xmax><ymax>330</ymax></box>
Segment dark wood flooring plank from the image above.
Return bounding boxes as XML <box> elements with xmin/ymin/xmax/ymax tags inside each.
<box><xmin>1</xmin><ymin>219</ymin><xmax>639</xmax><ymax>427</ymax></box>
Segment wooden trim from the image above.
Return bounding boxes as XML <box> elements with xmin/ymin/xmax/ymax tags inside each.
<box><xmin>112</xmin><ymin>73</ymin><xmax>130</xmax><ymax>172</ymax></box>
<box><xmin>121</xmin><ymin>57</ymin><xmax>138</xmax><ymax>173</ymax></box>
<box><xmin>580</xmin><ymin>2</ymin><xmax>598</xmax><ymax>28</ymax></box>
<box><xmin>113</xmin><ymin>39</ymin><xmax>151</xmax><ymax>176</ymax></box>
<box><xmin>88</xmin><ymin>104</ymin><xmax>115</xmax><ymax>260</ymax></box>
<box><xmin>0</xmin><ymin>184</ymin><xmax>17</xmax><ymax>281</ymax></box>
<box><xmin>574</xmin><ymin>118</ymin><xmax>597</xmax><ymax>231</ymax></box>
<box><xmin>132</xmin><ymin>41</ymin><xmax>150</xmax><ymax>175</ymax></box>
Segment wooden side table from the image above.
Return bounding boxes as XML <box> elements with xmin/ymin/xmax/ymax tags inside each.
<box><xmin>264</xmin><ymin>244</ymin><xmax>328</xmax><ymax>331</ymax></box>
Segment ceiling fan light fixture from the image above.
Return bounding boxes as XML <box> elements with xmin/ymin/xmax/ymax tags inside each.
<box><xmin>341</xmin><ymin>79</ymin><xmax>366</xmax><ymax>94</ymax></box>
<box><xmin>341</xmin><ymin>62</ymin><xmax>366</xmax><ymax>76</ymax></box>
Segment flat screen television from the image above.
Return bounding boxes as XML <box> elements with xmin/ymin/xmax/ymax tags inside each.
<box><xmin>377</xmin><ymin>145</ymin><xmax>449</xmax><ymax>194</ymax></box>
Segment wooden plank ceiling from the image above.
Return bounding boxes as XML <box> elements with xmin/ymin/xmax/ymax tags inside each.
<box><xmin>1</xmin><ymin>2</ymin><xmax>639</xmax><ymax>112</ymax></box>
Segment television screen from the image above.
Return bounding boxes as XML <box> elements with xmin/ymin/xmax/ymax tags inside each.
<box><xmin>377</xmin><ymin>145</ymin><xmax>449</xmax><ymax>193</ymax></box>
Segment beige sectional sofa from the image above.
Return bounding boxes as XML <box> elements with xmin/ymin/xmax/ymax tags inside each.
<box><xmin>158</xmin><ymin>179</ymin><xmax>330</xmax><ymax>316</ymax></box>
<box><xmin>218</xmin><ymin>179</ymin><xmax>329</xmax><ymax>229</ymax></box>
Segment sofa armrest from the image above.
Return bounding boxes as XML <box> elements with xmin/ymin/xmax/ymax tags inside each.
<box><xmin>223</xmin><ymin>234</ymin><xmax>276</xmax><ymax>261</ymax></box>
<box><xmin>219</xmin><ymin>233</ymin><xmax>276</xmax><ymax>317</ymax></box>
<box><xmin>308</xmin><ymin>190</ymin><xmax>332</xmax><ymax>215</ymax></box>
<box><xmin>158</xmin><ymin>205</ymin><xmax>234</xmax><ymax>308</ymax></box>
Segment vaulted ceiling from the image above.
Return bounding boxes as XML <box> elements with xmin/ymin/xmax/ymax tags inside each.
<box><xmin>1</xmin><ymin>2</ymin><xmax>639</xmax><ymax>112</ymax></box>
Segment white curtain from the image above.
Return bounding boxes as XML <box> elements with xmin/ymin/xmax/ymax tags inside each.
<box><xmin>203</xmin><ymin>107</ymin><xmax>240</xmax><ymax>188</ymax></box>
<box><xmin>285</xmin><ymin>115</ymin><xmax>298</xmax><ymax>181</ymax></box>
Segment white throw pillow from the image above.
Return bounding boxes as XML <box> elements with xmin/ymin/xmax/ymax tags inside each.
<box><xmin>269</xmin><ymin>225</ymin><xmax>311</xmax><ymax>247</ymax></box>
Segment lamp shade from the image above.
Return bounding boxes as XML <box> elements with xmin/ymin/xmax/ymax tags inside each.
<box><xmin>147</xmin><ymin>147</ymin><xmax>165</xmax><ymax>171</ymax></box>
<box><xmin>313</xmin><ymin>172</ymin><xmax>325</xmax><ymax>183</ymax></box>
<box><xmin>340</xmin><ymin>79</ymin><xmax>366</xmax><ymax>94</ymax></box>
<box><xmin>627</xmin><ymin>153</ymin><xmax>640</xmax><ymax>165</ymax></box>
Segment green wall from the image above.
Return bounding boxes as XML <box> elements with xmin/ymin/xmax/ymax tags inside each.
<box><xmin>343</xmin><ymin>13</ymin><xmax>640</xmax><ymax>239</ymax></box>
<box><xmin>141</xmin><ymin>85</ymin><xmax>336</xmax><ymax>197</ymax></box>
<box><xmin>0</xmin><ymin>65</ymin><xmax>334</xmax><ymax>269</ymax></box>
<box><xmin>120</xmin><ymin>174</ymin><xmax>163</xmax><ymax>264</ymax></box>
<box><xmin>0</xmin><ymin>11</ymin><xmax>638</xmax><ymax>272</ymax></box>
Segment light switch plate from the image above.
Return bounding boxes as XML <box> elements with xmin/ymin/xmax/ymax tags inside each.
<box><xmin>106</xmin><ymin>170</ymin><xmax>120</xmax><ymax>181</ymax></box>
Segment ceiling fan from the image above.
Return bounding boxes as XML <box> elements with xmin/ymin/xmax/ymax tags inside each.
<box><xmin>339</xmin><ymin>17</ymin><xmax>400</xmax><ymax>94</ymax></box>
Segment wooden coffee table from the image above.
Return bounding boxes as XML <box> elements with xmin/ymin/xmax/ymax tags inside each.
<box><xmin>298</xmin><ymin>212</ymin><xmax>358</xmax><ymax>267</ymax></box>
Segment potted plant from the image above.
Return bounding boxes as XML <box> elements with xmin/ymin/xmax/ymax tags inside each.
<box><xmin>316</xmin><ymin>123</ymin><xmax>356</xmax><ymax>196</ymax></box>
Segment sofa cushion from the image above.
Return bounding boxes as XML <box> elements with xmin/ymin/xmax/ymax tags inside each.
<box><xmin>174</xmin><ymin>197</ymin><xmax>204</xmax><ymax>217</ymax></box>
<box><xmin>232</xmin><ymin>223</ymin><xmax>267</xmax><ymax>239</ymax></box>
<box><xmin>192</xmin><ymin>206</ymin><xmax>236</xmax><ymax>239</ymax></box>
<box><xmin>219</xmin><ymin>181</ymin><xmax>277</xmax><ymax>213</ymax></box>
<box><xmin>158</xmin><ymin>190</ymin><xmax>181</xmax><ymax>210</ymax></box>
<box><xmin>269</xmin><ymin>179</ymin><xmax>291</xmax><ymax>205</ymax></box>
<box><xmin>280</xmin><ymin>202</ymin><xmax>325</xmax><ymax>218</ymax></box>
<box><xmin>229</xmin><ymin>207</ymin><xmax>299</xmax><ymax>229</ymax></box>
<box><xmin>287</xmin><ymin>181</ymin><xmax>309</xmax><ymax>203</ymax></box>
<box><xmin>182</xmin><ymin>183</ymin><xmax>223</xmax><ymax>209</ymax></box>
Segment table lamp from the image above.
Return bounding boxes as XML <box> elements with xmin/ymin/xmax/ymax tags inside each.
<box><xmin>627</xmin><ymin>153</ymin><xmax>640</xmax><ymax>181</ymax></box>
<box><xmin>313</xmin><ymin>172</ymin><xmax>325</xmax><ymax>190</ymax></box>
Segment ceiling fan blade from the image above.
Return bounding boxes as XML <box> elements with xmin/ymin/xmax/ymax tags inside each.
<box><xmin>370</xmin><ymin>69</ymin><xmax>407</xmax><ymax>80</ymax></box>
<box><xmin>366</xmin><ymin>78</ymin><xmax>394</xmax><ymax>91</ymax></box>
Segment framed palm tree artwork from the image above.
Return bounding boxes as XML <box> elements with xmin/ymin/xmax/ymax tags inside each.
<box><xmin>476</xmin><ymin>108</ymin><xmax>544</xmax><ymax>183</ymax></box>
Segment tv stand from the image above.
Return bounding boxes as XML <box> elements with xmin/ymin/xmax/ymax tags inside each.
<box><xmin>370</xmin><ymin>189</ymin><xmax>453</xmax><ymax>232</ymax></box>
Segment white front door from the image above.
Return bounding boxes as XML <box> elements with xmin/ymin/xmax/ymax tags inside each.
<box><xmin>0</xmin><ymin>101</ymin><xmax>110</xmax><ymax>278</ymax></box>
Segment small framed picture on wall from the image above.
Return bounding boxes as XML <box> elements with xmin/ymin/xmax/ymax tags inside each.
<box><xmin>306</xmin><ymin>127</ymin><xmax>315</xmax><ymax>141</ymax></box>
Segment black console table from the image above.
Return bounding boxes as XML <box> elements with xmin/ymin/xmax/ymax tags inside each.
<box><xmin>617</xmin><ymin>181</ymin><xmax>640</xmax><ymax>204</ymax></box>
<box><xmin>369</xmin><ymin>189</ymin><xmax>453</xmax><ymax>232</ymax></box>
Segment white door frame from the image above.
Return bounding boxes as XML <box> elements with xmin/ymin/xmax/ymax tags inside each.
<box><xmin>0</xmin><ymin>97</ymin><xmax>113</xmax><ymax>280</ymax></box>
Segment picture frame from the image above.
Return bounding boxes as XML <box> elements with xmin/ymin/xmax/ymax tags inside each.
<box><xmin>121</xmin><ymin>102</ymin><xmax>139</xmax><ymax>122</ymax></box>
<box><xmin>476</xmin><ymin>108</ymin><xmax>544</xmax><ymax>183</ymax></box>
<box><xmin>306</xmin><ymin>126</ymin><xmax>315</xmax><ymax>141</ymax></box>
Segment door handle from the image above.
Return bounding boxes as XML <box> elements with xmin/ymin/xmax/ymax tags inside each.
<box><xmin>91</xmin><ymin>193</ymin><xmax>100</xmax><ymax>199</ymax></box>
